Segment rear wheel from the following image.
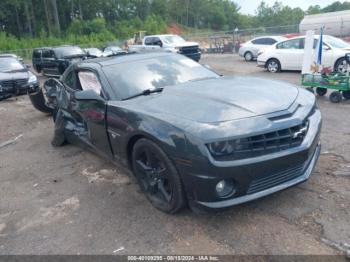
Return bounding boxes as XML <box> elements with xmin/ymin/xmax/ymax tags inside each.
<box><xmin>244</xmin><ymin>52</ymin><xmax>253</xmax><ymax>62</ymax></box>
<box><xmin>316</xmin><ymin>87</ymin><xmax>327</xmax><ymax>96</ymax></box>
<box><xmin>266</xmin><ymin>59</ymin><xmax>281</xmax><ymax>73</ymax></box>
<box><xmin>35</xmin><ymin>65</ymin><xmax>42</xmax><ymax>74</ymax></box>
<box><xmin>329</xmin><ymin>91</ymin><xmax>342</xmax><ymax>103</ymax></box>
<box><xmin>342</xmin><ymin>90</ymin><xmax>350</xmax><ymax>100</ymax></box>
<box><xmin>28</xmin><ymin>89</ymin><xmax>53</xmax><ymax>114</ymax></box>
<box><xmin>132</xmin><ymin>138</ymin><xmax>185</xmax><ymax>213</ymax></box>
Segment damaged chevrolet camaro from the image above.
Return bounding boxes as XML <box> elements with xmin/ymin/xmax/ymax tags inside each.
<box><xmin>29</xmin><ymin>52</ymin><xmax>322</xmax><ymax>213</ymax></box>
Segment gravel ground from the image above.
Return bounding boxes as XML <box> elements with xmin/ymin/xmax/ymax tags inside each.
<box><xmin>0</xmin><ymin>54</ymin><xmax>349</xmax><ymax>256</ymax></box>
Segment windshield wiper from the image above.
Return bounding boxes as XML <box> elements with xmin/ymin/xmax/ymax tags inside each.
<box><xmin>122</xmin><ymin>88</ymin><xmax>164</xmax><ymax>101</ymax></box>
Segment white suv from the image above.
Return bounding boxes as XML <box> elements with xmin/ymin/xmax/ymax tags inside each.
<box><xmin>257</xmin><ymin>35</ymin><xmax>350</xmax><ymax>73</ymax></box>
<box><xmin>238</xmin><ymin>36</ymin><xmax>286</xmax><ymax>61</ymax></box>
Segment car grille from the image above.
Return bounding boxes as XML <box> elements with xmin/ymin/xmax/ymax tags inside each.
<box><xmin>180</xmin><ymin>45</ymin><xmax>199</xmax><ymax>54</ymax></box>
<box><xmin>0</xmin><ymin>79</ymin><xmax>28</xmax><ymax>88</ymax></box>
<box><xmin>247</xmin><ymin>163</ymin><xmax>304</xmax><ymax>194</ymax></box>
<box><xmin>214</xmin><ymin>120</ymin><xmax>309</xmax><ymax>161</ymax></box>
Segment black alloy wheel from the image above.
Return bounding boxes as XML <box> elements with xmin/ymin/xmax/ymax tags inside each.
<box><xmin>132</xmin><ymin>139</ymin><xmax>185</xmax><ymax>213</ymax></box>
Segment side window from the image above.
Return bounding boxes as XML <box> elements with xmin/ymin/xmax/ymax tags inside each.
<box><xmin>33</xmin><ymin>50</ymin><xmax>41</xmax><ymax>58</ymax></box>
<box><xmin>42</xmin><ymin>50</ymin><xmax>50</xmax><ymax>58</ymax></box>
<box><xmin>264</xmin><ymin>38</ymin><xmax>277</xmax><ymax>45</ymax></box>
<box><xmin>277</xmin><ymin>39</ymin><xmax>303</xmax><ymax>49</ymax></box>
<box><xmin>252</xmin><ymin>38</ymin><xmax>276</xmax><ymax>45</ymax></box>
<box><xmin>63</xmin><ymin>70</ymin><xmax>76</xmax><ymax>89</ymax></box>
<box><xmin>144</xmin><ymin>37</ymin><xmax>153</xmax><ymax>45</ymax></box>
<box><xmin>78</xmin><ymin>71</ymin><xmax>102</xmax><ymax>95</ymax></box>
<box><xmin>152</xmin><ymin>37</ymin><xmax>162</xmax><ymax>47</ymax></box>
<box><xmin>252</xmin><ymin>38</ymin><xmax>265</xmax><ymax>45</ymax></box>
<box><xmin>43</xmin><ymin>49</ymin><xmax>55</xmax><ymax>58</ymax></box>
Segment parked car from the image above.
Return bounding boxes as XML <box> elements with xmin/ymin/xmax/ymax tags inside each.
<box><xmin>0</xmin><ymin>57</ymin><xmax>39</xmax><ymax>101</ymax></box>
<box><xmin>32</xmin><ymin>45</ymin><xmax>86</xmax><ymax>76</ymax></box>
<box><xmin>258</xmin><ymin>35</ymin><xmax>350</xmax><ymax>73</ymax></box>
<box><xmin>103</xmin><ymin>46</ymin><xmax>127</xmax><ymax>57</ymax></box>
<box><xmin>239</xmin><ymin>36</ymin><xmax>286</xmax><ymax>61</ymax></box>
<box><xmin>29</xmin><ymin>52</ymin><xmax>321</xmax><ymax>213</ymax></box>
<box><xmin>84</xmin><ymin>48</ymin><xmax>103</xmax><ymax>58</ymax></box>
<box><xmin>129</xmin><ymin>34</ymin><xmax>201</xmax><ymax>61</ymax></box>
<box><xmin>0</xmin><ymin>53</ymin><xmax>23</xmax><ymax>62</ymax></box>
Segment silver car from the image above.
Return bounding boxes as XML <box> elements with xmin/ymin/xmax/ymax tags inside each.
<box><xmin>239</xmin><ymin>36</ymin><xmax>286</xmax><ymax>61</ymax></box>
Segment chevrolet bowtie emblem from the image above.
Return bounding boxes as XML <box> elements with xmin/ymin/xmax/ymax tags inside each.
<box><xmin>293</xmin><ymin>123</ymin><xmax>309</xmax><ymax>139</ymax></box>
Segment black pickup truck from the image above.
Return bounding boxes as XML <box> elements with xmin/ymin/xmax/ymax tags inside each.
<box><xmin>32</xmin><ymin>45</ymin><xmax>86</xmax><ymax>76</ymax></box>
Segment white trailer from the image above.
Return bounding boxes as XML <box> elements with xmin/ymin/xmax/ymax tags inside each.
<box><xmin>300</xmin><ymin>10</ymin><xmax>350</xmax><ymax>37</ymax></box>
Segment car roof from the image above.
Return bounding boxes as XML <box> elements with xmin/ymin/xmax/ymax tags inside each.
<box><xmin>34</xmin><ymin>45</ymin><xmax>77</xmax><ymax>50</ymax></box>
<box><xmin>81</xmin><ymin>52</ymin><xmax>174</xmax><ymax>67</ymax></box>
<box><xmin>145</xmin><ymin>34</ymin><xmax>176</xmax><ymax>38</ymax></box>
<box><xmin>252</xmin><ymin>35</ymin><xmax>286</xmax><ymax>40</ymax></box>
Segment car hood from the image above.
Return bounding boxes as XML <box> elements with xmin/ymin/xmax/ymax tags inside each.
<box><xmin>0</xmin><ymin>71</ymin><xmax>29</xmax><ymax>81</ymax></box>
<box><xmin>123</xmin><ymin>76</ymin><xmax>299</xmax><ymax>124</ymax></box>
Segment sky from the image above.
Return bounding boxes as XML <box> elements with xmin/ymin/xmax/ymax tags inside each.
<box><xmin>235</xmin><ymin>0</ymin><xmax>339</xmax><ymax>15</ymax></box>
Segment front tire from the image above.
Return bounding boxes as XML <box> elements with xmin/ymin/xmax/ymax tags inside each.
<box><xmin>244</xmin><ymin>52</ymin><xmax>253</xmax><ymax>62</ymax></box>
<box><xmin>29</xmin><ymin>89</ymin><xmax>53</xmax><ymax>114</ymax></box>
<box><xmin>329</xmin><ymin>91</ymin><xmax>342</xmax><ymax>103</ymax></box>
<box><xmin>266</xmin><ymin>59</ymin><xmax>281</xmax><ymax>73</ymax></box>
<box><xmin>132</xmin><ymin>138</ymin><xmax>185</xmax><ymax>213</ymax></box>
<box><xmin>51</xmin><ymin>109</ymin><xmax>67</xmax><ymax>147</ymax></box>
<box><xmin>334</xmin><ymin>58</ymin><xmax>348</xmax><ymax>73</ymax></box>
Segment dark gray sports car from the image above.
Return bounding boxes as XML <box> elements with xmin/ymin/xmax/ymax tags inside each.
<box><xmin>29</xmin><ymin>52</ymin><xmax>322</xmax><ymax>213</ymax></box>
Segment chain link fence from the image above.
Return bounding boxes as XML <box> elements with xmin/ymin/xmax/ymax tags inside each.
<box><xmin>2</xmin><ymin>23</ymin><xmax>350</xmax><ymax>60</ymax></box>
<box><xmin>184</xmin><ymin>24</ymin><xmax>300</xmax><ymax>54</ymax></box>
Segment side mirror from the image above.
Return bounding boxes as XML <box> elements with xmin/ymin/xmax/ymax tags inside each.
<box><xmin>74</xmin><ymin>89</ymin><xmax>103</xmax><ymax>101</ymax></box>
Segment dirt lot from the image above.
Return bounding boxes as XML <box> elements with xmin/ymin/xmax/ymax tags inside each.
<box><xmin>0</xmin><ymin>54</ymin><xmax>349</xmax><ymax>256</ymax></box>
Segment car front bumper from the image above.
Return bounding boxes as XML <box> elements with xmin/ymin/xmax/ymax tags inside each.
<box><xmin>182</xmin><ymin>52</ymin><xmax>201</xmax><ymax>62</ymax></box>
<box><xmin>178</xmin><ymin>110</ymin><xmax>322</xmax><ymax>210</ymax></box>
<box><xmin>0</xmin><ymin>82</ymin><xmax>39</xmax><ymax>96</ymax></box>
<box><xmin>257</xmin><ymin>60</ymin><xmax>266</xmax><ymax>67</ymax></box>
<box><xmin>195</xmin><ymin>142</ymin><xmax>320</xmax><ymax>209</ymax></box>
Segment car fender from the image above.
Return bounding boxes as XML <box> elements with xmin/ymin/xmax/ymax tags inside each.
<box><xmin>106</xmin><ymin>107</ymin><xmax>188</xmax><ymax>167</ymax></box>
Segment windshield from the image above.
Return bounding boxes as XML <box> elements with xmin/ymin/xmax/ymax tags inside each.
<box><xmin>162</xmin><ymin>35</ymin><xmax>186</xmax><ymax>44</ymax></box>
<box><xmin>103</xmin><ymin>54</ymin><xmax>219</xmax><ymax>100</ymax></box>
<box><xmin>86</xmin><ymin>48</ymin><xmax>103</xmax><ymax>56</ymax></box>
<box><xmin>55</xmin><ymin>46</ymin><xmax>85</xmax><ymax>58</ymax></box>
<box><xmin>324</xmin><ymin>36</ymin><xmax>350</xmax><ymax>49</ymax></box>
<box><xmin>0</xmin><ymin>58</ymin><xmax>25</xmax><ymax>72</ymax></box>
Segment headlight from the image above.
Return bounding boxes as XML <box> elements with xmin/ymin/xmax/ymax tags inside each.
<box><xmin>257</xmin><ymin>51</ymin><xmax>264</xmax><ymax>56</ymax></box>
<box><xmin>28</xmin><ymin>72</ymin><xmax>37</xmax><ymax>84</ymax></box>
<box><xmin>207</xmin><ymin>140</ymin><xmax>234</xmax><ymax>156</ymax></box>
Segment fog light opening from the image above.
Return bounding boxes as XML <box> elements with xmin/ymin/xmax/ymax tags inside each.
<box><xmin>216</xmin><ymin>179</ymin><xmax>235</xmax><ymax>198</ymax></box>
